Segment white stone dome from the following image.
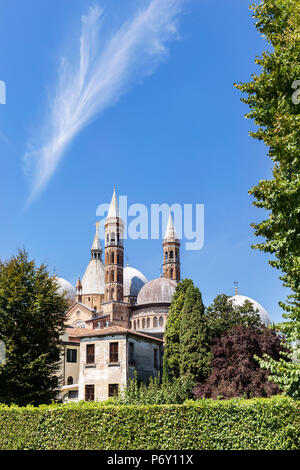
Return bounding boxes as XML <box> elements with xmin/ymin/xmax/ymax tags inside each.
<box><xmin>229</xmin><ymin>294</ymin><xmax>271</xmax><ymax>327</ymax></box>
<box><xmin>81</xmin><ymin>259</ymin><xmax>105</xmax><ymax>295</ymax></box>
<box><xmin>137</xmin><ymin>277</ymin><xmax>177</xmax><ymax>305</ymax></box>
<box><xmin>55</xmin><ymin>277</ymin><xmax>76</xmax><ymax>302</ymax></box>
<box><xmin>123</xmin><ymin>266</ymin><xmax>147</xmax><ymax>298</ymax></box>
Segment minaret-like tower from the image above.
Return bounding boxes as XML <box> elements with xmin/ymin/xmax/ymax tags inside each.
<box><xmin>162</xmin><ymin>212</ymin><xmax>180</xmax><ymax>282</ymax></box>
<box><xmin>104</xmin><ymin>188</ymin><xmax>124</xmax><ymax>302</ymax></box>
<box><xmin>76</xmin><ymin>277</ymin><xmax>82</xmax><ymax>303</ymax></box>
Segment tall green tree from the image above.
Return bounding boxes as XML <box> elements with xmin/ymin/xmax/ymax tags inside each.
<box><xmin>0</xmin><ymin>250</ymin><xmax>68</xmax><ymax>406</ymax></box>
<box><xmin>163</xmin><ymin>279</ymin><xmax>194</xmax><ymax>382</ymax></box>
<box><xmin>206</xmin><ymin>294</ymin><xmax>262</xmax><ymax>342</ymax></box>
<box><xmin>235</xmin><ymin>0</ymin><xmax>300</xmax><ymax>397</ymax></box>
<box><xmin>179</xmin><ymin>284</ymin><xmax>212</xmax><ymax>383</ymax></box>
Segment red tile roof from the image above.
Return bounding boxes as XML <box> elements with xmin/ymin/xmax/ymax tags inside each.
<box><xmin>66</xmin><ymin>325</ymin><xmax>163</xmax><ymax>342</ymax></box>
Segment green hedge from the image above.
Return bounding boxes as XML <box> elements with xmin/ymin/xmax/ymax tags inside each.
<box><xmin>0</xmin><ymin>396</ymin><xmax>299</xmax><ymax>450</ymax></box>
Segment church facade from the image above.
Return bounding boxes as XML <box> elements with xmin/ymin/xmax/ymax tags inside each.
<box><xmin>58</xmin><ymin>189</ymin><xmax>180</xmax><ymax>402</ymax></box>
<box><xmin>57</xmin><ymin>189</ymin><xmax>272</xmax><ymax>402</ymax></box>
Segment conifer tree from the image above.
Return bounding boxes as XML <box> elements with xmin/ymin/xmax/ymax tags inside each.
<box><xmin>179</xmin><ymin>284</ymin><xmax>212</xmax><ymax>383</ymax></box>
<box><xmin>163</xmin><ymin>279</ymin><xmax>194</xmax><ymax>382</ymax></box>
<box><xmin>0</xmin><ymin>250</ymin><xmax>68</xmax><ymax>406</ymax></box>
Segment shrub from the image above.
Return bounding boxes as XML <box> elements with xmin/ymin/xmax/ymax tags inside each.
<box><xmin>113</xmin><ymin>375</ymin><xmax>195</xmax><ymax>405</ymax></box>
<box><xmin>0</xmin><ymin>396</ymin><xmax>298</xmax><ymax>450</ymax></box>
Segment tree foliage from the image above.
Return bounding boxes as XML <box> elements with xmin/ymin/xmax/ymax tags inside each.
<box><xmin>0</xmin><ymin>250</ymin><xmax>68</xmax><ymax>406</ymax></box>
<box><xmin>205</xmin><ymin>294</ymin><xmax>262</xmax><ymax>342</ymax></box>
<box><xmin>179</xmin><ymin>284</ymin><xmax>212</xmax><ymax>383</ymax></box>
<box><xmin>235</xmin><ymin>0</ymin><xmax>300</xmax><ymax>397</ymax></box>
<box><xmin>193</xmin><ymin>326</ymin><xmax>284</xmax><ymax>399</ymax></box>
<box><xmin>163</xmin><ymin>279</ymin><xmax>194</xmax><ymax>382</ymax></box>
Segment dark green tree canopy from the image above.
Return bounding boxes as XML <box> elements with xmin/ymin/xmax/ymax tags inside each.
<box><xmin>163</xmin><ymin>279</ymin><xmax>194</xmax><ymax>382</ymax></box>
<box><xmin>205</xmin><ymin>294</ymin><xmax>262</xmax><ymax>342</ymax></box>
<box><xmin>179</xmin><ymin>284</ymin><xmax>212</xmax><ymax>383</ymax></box>
<box><xmin>0</xmin><ymin>250</ymin><xmax>68</xmax><ymax>406</ymax></box>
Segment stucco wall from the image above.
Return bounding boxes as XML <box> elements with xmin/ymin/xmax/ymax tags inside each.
<box><xmin>127</xmin><ymin>335</ymin><xmax>162</xmax><ymax>382</ymax></box>
<box><xmin>79</xmin><ymin>335</ymin><xmax>127</xmax><ymax>401</ymax></box>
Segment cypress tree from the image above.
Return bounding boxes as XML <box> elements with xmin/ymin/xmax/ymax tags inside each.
<box><xmin>179</xmin><ymin>284</ymin><xmax>212</xmax><ymax>383</ymax></box>
<box><xmin>0</xmin><ymin>250</ymin><xmax>68</xmax><ymax>406</ymax></box>
<box><xmin>163</xmin><ymin>279</ymin><xmax>194</xmax><ymax>382</ymax></box>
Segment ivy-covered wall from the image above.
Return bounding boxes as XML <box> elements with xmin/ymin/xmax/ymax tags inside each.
<box><xmin>0</xmin><ymin>396</ymin><xmax>298</xmax><ymax>450</ymax></box>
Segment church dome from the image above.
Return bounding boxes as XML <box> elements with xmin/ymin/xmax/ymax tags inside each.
<box><xmin>55</xmin><ymin>277</ymin><xmax>76</xmax><ymax>302</ymax></box>
<box><xmin>137</xmin><ymin>277</ymin><xmax>177</xmax><ymax>305</ymax></box>
<box><xmin>81</xmin><ymin>259</ymin><xmax>105</xmax><ymax>295</ymax></box>
<box><xmin>229</xmin><ymin>294</ymin><xmax>271</xmax><ymax>327</ymax></box>
<box><xmin>123</xmin><ymin>266</ymin><xmax>148</xmax><ymax>298</ymax></box>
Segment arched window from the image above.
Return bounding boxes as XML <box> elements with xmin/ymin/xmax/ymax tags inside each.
<box><xmin>170</xmin><ymin>268</ymin><xmax>173</xmax><ymax>278</ymax></box>
<box><xmin>142</xmin><ymin>318</ymin><xmax>145</xmax><ymax>329</ymax></box>
<box><xmin>111</xmin><ymin>232</ymin><xmax>115</xmax><ymax>244</ymax></box>
<box><xmin>137</xmin><ymin>319</ymin><xmax>140</xmax><ymax>329</ymax></box>
<box><xmin>133</xmin><ymin>321</ymin><xmax>136</xmax><ymax>330</ymax></box>
<box><xmin>110</xmin><ymin>270</ymin><xmax>114</xmax><ymax>282</ymax></box>
<box><xmin>147</xmin><ymin>317</ymin><xmax>150</xmax><ymax>328</ymax></box>
<box><xmin>169</xmin><ymin>250</ymin><xmax>174</xmax><ymax>259</ymax></box>
<box><xmin>159</xmin><ymin>316</ymin><xmax>164</xmax><ymax>327</ymax></box>
<box><xmin>67</xmin><ymin>376</ymin><xmax>73</xmax><ymax>385</ymax></box>
<box><xmin>153</xmin><ymin>317</ymin><xmax>158</xmax><ymax>327</ymax></box>
<box><xmin>73</xmin><ymin>320</ymin><xmax>85</xmax><ymax>328</ymax></box>
<box><xmin>111</xmin><ymin>252</ymin><xmax>115</xmax><ymax>264</ymax></box>
<box><xmin>165</xmin><ymin>251</ymin><xmax>168</xmax><ymax>259</ymax></box>
<box><xmin>110</xmin><ymin>288</ymin><xmax>114</xmax><ymax>300</ymax></box>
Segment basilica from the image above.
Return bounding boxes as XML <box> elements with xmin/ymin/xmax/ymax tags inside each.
<box><xmin>57</xmin><ymin>189</ymin><xmax>271</xmax><ymax>402</ymax></box>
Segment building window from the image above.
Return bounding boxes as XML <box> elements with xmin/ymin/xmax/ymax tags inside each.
<box><xmin>154</xmin><ymin>349</ymin><xmax>158</xmax><ymax>369</ymax></box>
<box><xmin>142</xmin><ymin>318</ymin><xmax>145</xmax><ymax>328</ymax></box>
<box><xmin>109</xmin><ymin>342</ymin><xmax>119</xmax><ymax>363</ymax></box>
<box><xmin>73</xmin><ymin>320</ymin><xmax>85</xmax><ymax>328</ymax></box>
<box><xmin>159</xmin><ymin>316</ymin><xmax>164</xmax><ymax>327</ymax></box>
<box><xmin>129</xmin><ymin>342</ymin><xmax>134</xmax><ymax>365</ymax></box>
<box><xmin>108</xmin><ymin>384</ymin><xmax>119</xmax><ymax>397</ymax></box>
<box><xmin>153</xmin><ymin>317</ymin><xmax>158</xmax><ymax>328</ymax></box>
<box><xmin>68</xmin><ymin>390</ymin><xmax>78</xmax><ymax>400</ymax></box>
<box><xmin>147</xmin><ymin>317</ymin><xmax>150</xmax><ymax>328</ymax></box>
<box><xmin>86</xmin><ymin>344</ymin><xmax>95</xmax><ymax>364</ymax></box>
<box><xmin>85</xmin><ymin>385</ymin><xmax>95</xmax><ymax>401</ymax></box>
<box><xmin>66</xmin><ymin>348</ymin><xmax>77</xmax><ymax>363</ymax></box>
<box><xmin>67</xmin><ymin>376</ymin><xmax>73</xmax><ymax>385</ymax></box>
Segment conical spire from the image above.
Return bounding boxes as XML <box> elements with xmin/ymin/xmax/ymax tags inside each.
<box><xmin>91</xmin><ymin>222</ymin><xmax>102</xmax><ymax>255</ymax></box>
<box><xmin>164</xmin><ymin>212</ymin><xmax>178</xmax><ymax>241</ymax></box>
<box><xmin>107</xmin><ymin>187</ymin><xmax>120</xmax><ymax>219</ymax></box>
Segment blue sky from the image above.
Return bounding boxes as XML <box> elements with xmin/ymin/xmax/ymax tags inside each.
<box><xmin>0</xmin><ymin>0</ymin><xmax>288</xmax><ymax>322</ymax></box>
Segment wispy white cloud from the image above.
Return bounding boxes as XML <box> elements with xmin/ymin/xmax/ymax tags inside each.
<box><xmin>25</xmin><ymin>0</ymin><xmax>184</xmax><ymax>204</ymax></box>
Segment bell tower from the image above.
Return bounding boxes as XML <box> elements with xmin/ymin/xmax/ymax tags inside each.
<box><xmin>104</xmin><ymin>188</ymin><xmax>124</xmax><ymax>302</ymax></box>
<box><xmin>162</xmin><ymin>212</ymin><xmax>180</xmax><ymax>282</ymax></box>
